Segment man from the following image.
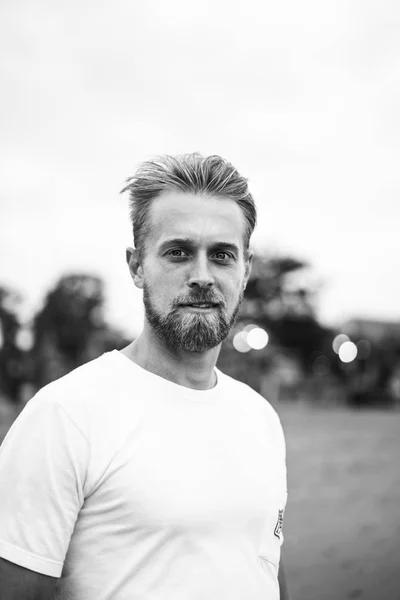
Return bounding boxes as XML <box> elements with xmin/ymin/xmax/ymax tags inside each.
<box><xmin>0</xmin><ymin>153</ymin><xmax>289</xmax><ymax>599</ymax></box>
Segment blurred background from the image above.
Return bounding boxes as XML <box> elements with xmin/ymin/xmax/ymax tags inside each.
<box><xmin>1</xmin><ymin>1</ymin><xmax>399</xmax><ymax>598</ymax></box>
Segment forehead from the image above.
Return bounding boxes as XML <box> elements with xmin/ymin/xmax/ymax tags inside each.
<box><xmin>147</xmin><ymin>191</ymin><xmax>246</xmax><ymax>249</ymax></box>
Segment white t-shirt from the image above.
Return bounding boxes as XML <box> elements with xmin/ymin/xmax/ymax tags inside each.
<box><xmin>0</xmin><ymin>350</ymin><xmax>287</xmax><ymax>600</ymax></box>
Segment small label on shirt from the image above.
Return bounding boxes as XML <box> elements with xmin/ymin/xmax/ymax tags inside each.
<box><xmin>274</xmin><ymin>509</ymin><xmax>284</xmax><ymax>539</ymax></box>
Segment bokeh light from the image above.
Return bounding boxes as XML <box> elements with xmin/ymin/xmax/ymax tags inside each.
<box><xmin>243</xmin><ymin>323</ymin><xmax>258</xmax><ymax>333</ymax></box>
<box><xmin>247</xmin><ymin>327</ymin><xmax>269</xmax><ymax>350</ymax></box>
<box><xmin>232</xmin><ymin>331</ymin><xmax>251</xmax><ymax>353</ymax></box>
<box><xmin>332</xmin><ymin>333</ymin><xmax>350</xmax><ymax>354</ymax></box>
<box><xmin>338</xmin><ymin>341</ymin><xmax>358</xmax><ymax>363</ymax></box>
<box><xmin>15</xmin><ymin>328</ymin><xmax>34</xmax><ymax>351</ymax></box>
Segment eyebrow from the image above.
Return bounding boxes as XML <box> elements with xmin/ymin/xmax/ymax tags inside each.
<box><xmin>159</xmin><ymin>237</ymin><xmax>240</xmax><ymax>255</ymax></box>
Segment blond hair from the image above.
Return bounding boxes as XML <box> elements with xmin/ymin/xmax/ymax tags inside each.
<box><xmin>121</xmin><ymin>152</ymin><xmax>257</xmax><ymax>260</ymax></box>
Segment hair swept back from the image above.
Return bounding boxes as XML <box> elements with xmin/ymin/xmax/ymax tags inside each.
<box><xmin>121</xmin><ymin>152</ymin><xmax>257</xmax><ymax>260</ymax></box>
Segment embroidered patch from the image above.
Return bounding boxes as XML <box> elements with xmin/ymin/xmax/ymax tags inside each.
<box><xmin>274</xmin><ymin>509</ymin><xmax>284</xmax><ymax>539</ymax></box>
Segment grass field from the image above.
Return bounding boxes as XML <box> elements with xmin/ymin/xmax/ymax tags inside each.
<box><xmin>1</xmin><ymin>399</ymin><xmax>399</xmax><ymax>599</ymax></box>
<box><xmin>278</xmin><ymin>403</ymin><xmax>400</xmax><ymax>600</ymax></box>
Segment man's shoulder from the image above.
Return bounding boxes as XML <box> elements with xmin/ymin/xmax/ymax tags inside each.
<box><xmin>218</xmin><ymin>369</ymin><xmax>282</xmax><ymax>425</ymax></box>
<box><xmin>40</xmin><ymin>352</ymin><xmax>114</xmax><ymax>394</ymax></box>
<box><xmin>30</xmin><ymin>351</ymin><xmax>123</xmax><ymax>421</ymax></box>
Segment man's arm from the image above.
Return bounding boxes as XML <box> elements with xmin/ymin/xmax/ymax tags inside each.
<box><xmin>278</xmin><ymin>558</ymin><xmax>290</xmax><ymax>600</ymax></box>
<box><xmin>0</xmin><ymin>557</ymin><xmax>57</xmax><ymax>600</ymax></box>
<box><xmin>0</xmin><ymin>396</ymin><xmax>88</xmax><ymax>598</ymax></box>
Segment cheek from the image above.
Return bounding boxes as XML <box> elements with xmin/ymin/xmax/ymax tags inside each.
<box><xmin>145</xmin><ymin>273</ymin><xmax>177</xmax><ymax>306</ymax></box>
<box><xmin>220</xmin><ymin>285</ymin><xmax>242</xmax><ymax>310</ymax></box>
<box><xmin>223</xmin><ymin>272</ymin><xmax>245</xmax><ymax>296</ymax></box>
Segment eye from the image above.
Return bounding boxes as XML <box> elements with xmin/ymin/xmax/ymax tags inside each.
<box><xmin>214</xmin><ymin>251</ymin><xmax>232</xmax><ymax>261</ymax></box>
<box><xmin>167</xmin><ymin>249</ymin><xmax>188</xmax><ymax>258</ymax></box>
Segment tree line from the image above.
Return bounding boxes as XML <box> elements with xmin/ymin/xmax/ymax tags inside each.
<box><xmin>1</xmin><ymin>255</ymin><xmax>399</xmax><ymax>408</ymax></box>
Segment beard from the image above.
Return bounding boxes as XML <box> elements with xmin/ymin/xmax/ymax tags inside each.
<box><xmin>142</xmin><ymin>282</ymin><xmax>244</xmax><ymax>353</ymax></box>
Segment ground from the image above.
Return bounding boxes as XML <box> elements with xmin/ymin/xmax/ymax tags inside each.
<box><xmin>278</xmin><ymin>403</ymin><xmax>400</xmax><ymax>600</ymax></box>
<box><xmin>0</xmin><ymin>398</ymin><xmax>399</xmax><ymax>599</ymax></box>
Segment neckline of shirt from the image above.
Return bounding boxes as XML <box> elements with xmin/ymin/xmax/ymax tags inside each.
<box><xmin>108</xmin><ymin>350</ymin><xmax>225</xmax><ymax>403</ymax></box>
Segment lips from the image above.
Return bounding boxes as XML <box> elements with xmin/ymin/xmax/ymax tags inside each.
<box><xmin>184</xmin><ymin>303</ymin><xmax>218</xmax><ymax>308</ymax></box>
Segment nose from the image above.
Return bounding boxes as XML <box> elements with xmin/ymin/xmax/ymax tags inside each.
<box><xmin>187</xmin><ymin>256</ymin><xmax>214</xmax><ymax>289</ymax></box>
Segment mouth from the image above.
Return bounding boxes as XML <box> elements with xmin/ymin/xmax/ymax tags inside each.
<box><xmin>181</xmin><ymin>303</ymin><xmax>219</xmax><ymax>309</ymax></box>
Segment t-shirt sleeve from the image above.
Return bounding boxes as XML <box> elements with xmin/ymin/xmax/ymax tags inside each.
<box><xmin>263</xmin><ymin>401</ymin><xmax>288</xmax><ymax>548</ymax></box>
<box><xmin>277</xmin><ymin>415</ymin><xmax>288</xmax><ymax>547</ymax></box>
<box><xmin>0</xmin><ymin>393</ymin><xmax>89</xmax><ymax>577</ymax></box>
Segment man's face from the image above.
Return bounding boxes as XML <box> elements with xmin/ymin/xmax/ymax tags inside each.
<box><xmin>135</xmin><ymin>191</ymin><xmax>253</xmax><ymax>353</ymax></box>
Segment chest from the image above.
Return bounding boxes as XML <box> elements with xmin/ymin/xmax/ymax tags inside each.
<box><xmin>82</xmin><ymin>404</ymin><xmax>286</xmax><ymax>537</ymax></box>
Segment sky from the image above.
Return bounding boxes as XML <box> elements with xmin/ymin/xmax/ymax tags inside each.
<box><xmin>1</xmin><ymin>0</ymin><xmax>400</xmax><ymax>337</ymax></box>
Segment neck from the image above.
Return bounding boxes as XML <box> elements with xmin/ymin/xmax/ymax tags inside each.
<box><xmin>120</xmin><ymin>324</ymin><xmax>221</xmax><ymax>390</ymax></box>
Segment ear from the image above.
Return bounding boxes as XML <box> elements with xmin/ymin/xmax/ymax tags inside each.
<box><xmin>126</xmin><ymin>246</ymin><xmax>144</xmax><ymax>289</ymax></box>
<box><xmin>243</xmin><ymin>248</ymin><xmax>254</xmax><ymax>291</ymax></box>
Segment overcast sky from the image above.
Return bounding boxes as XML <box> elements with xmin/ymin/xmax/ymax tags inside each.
<box><xmin>1</xmin><ymin>0</ymin><xmax>399</xmax><ymax>336</ymax></box>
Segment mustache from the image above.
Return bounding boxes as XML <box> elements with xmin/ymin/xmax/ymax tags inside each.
<box><xmin>174</xmin><ymin>293</ymin><xmax>225</xmax><ymax>307</ymax></box>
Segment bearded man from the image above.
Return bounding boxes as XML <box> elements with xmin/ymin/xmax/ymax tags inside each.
<box><xmin>0</xmin><ymin>153</ymin><xmax>289</xmax><ymax>600</ymax></box>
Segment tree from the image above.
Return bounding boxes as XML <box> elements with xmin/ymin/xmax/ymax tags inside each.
<box><xmin>0</xmin><ymin>286</ymin><xmax>25</xmax><ymax>402</ymax></box>
<box><xmin>218</xmin><ymin>252</ymin><xmax>333</xmax><ymax>395</ymax></box>
<box><xmin>32</xmin><ymin>273</ymin><xmax>128</xmax><ymax>388</ymax></box>
<box><xmin>240</xmin><ymin>253</ymin><xmax>332</xmax><ymax>368</ymax></box>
